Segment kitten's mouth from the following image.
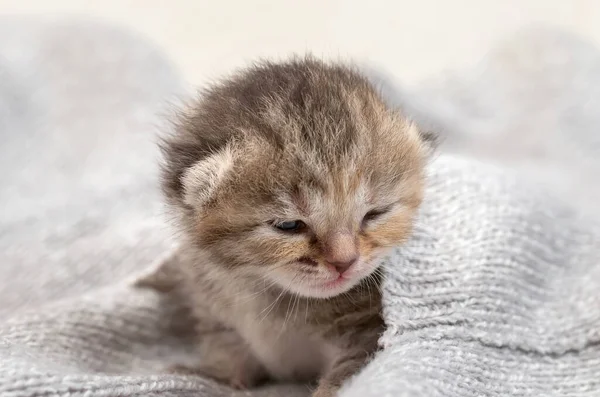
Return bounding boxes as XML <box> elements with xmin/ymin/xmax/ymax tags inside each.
<box><xmin>283</xmin><ymin>258</ymin><xmax>376</xmax><ymax>298</ymax></box>
<box><xmin>286</xmin><ymin>271</ymin><xmax>364</xmax><ymax>299</ymax></box>
<box><xmin>321</xmin><ymin>275</ymin><xmax>349</xmax><ymax>289</ymax></box>
<box><xmin>302</xmin><ymin>274</ymin><xmax>358</xmax><ymax>299</ymax></box>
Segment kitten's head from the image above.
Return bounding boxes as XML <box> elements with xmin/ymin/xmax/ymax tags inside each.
<box><xmin>162</xmin><ymin>56</ymin><xmax>434</xmax><ymax>299</ymax></box>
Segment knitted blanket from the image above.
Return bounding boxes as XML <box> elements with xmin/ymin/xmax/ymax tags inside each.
<box><xmin>1</xmin><ymin>18</ymin><xmax>599</xmax><ymax>397</ymax></box>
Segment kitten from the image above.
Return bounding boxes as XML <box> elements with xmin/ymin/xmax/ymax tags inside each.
<box><xmin>147</xmin><ymin>56</ymin><xmax>433</xmax><ymax>397</ymax></box>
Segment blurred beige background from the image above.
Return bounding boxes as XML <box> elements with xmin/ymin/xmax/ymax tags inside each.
<box><xmin>0</xmin><ymin>0</ymin><xmax>597</xmax><ymax>87</ymax></box>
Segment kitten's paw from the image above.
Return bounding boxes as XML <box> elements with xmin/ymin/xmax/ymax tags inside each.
<box><xmin>229</xmin><ymin>373</ymin><xmax>251</xmax><ymax>390</ymax></box>
<box><xmin>166</xmin><ymin>364</ymin><xmax>206</xmax><ymax>377</ymax></box>
<box><xmin>311</xmin><ymin>385</ymin><xmax>337</xmax><ymax>397</ymax></box>
<box><xmin>166</xmin><ymin>361</ymin><xmax>265</xmax><ymax>390</ymax></box>
<box><xmin>229</xmin><ymin>355</ymin><xmax>267</xmax><ymax>389</ymax></box>
<box><xmin>166</xmin><ymin>363</ymin><xmax>229</xmax><ymax>384</ymax></box>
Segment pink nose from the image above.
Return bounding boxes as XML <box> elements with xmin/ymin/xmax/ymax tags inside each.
<box><xmin>326</xmin><ymin>256</ymin><xmax>359</xmax><ymax>274</ymax></box>
<box><xmin>323</xmin><ymin>230</ymin><xmax>359</xmax><ymax>274</ymax></box>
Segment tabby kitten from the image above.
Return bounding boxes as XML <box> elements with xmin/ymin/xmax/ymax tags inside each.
<box><xmin>153</xmin><ymin>56</ymin><xmax>433</xmax><ymax>397</ymax></box>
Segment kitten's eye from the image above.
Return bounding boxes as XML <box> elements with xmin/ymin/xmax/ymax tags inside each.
<box><xmin>362</xmin><ymin>207</ymin><xmax>391</xmax><ymax>224</ymax></box>
<box><xmin>273</xmin><ymin>220</ymin><xmax>307</xmax><ymax>233</ymax></box>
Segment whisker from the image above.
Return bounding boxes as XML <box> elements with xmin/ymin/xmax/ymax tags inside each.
<box><xmin>304</xmin><ymin>294</ymin><xmax>310</xmax><ymax>325</ymax></box>
<box><xmin>222</xmin><ymin>276</ymin><xmax>277</xmax><ymax>308</ymax></box>
<box><xmin>231</xmin><ymin>278</ymin><xmax>279</xmax><ymax>307</ymax></box>
<box><xmin>257</xmin><ymin>280</ymin><xmax>290</xmax><ymax>323</ymax></box>
<box><xmin>292</xmin><ymin>274</ymin><xmax>309</xmax><ymax>324</ymax></box>
<box><xmin>282</xmin><ymin>292</ymin><xmax>295</xmax><ymax>330</ymax></box>
<box><xmin>365</xmin><ymin>275</ymin><xmax>373</xmax><ymax>311</ymax></box>
<box><xmin>277</xmin><ymin>274</ymin><xmax>301</xmax><ymax>337</ymax></box>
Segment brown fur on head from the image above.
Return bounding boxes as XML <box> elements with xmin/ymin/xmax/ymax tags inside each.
<box><xmin>161</xmin><ymin>56</ymin><xmax>434</xmax><ymax>299</ymax></box>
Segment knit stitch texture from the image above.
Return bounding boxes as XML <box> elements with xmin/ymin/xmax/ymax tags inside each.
<box><xmin>1</xmin><ymin>18</ymin><xmax>599</xmax><ymax>397</ymax></box>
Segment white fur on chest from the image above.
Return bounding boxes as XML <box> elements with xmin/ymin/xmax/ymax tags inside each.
<box><xmin>225</xmin><ymin>289</ymin><xmax>338</xmax><ymax>381</ymax></box>
<box><xmin>245</xmin><ymin>321</ymin><xmax>330</xmax><ymax>380</ymax></box>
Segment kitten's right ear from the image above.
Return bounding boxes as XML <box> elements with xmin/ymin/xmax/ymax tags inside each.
<box><xmin>419</xmin><ymin>129</ymin><xmax>439</xmax><ymax>156</ymax></box>
<box><xmin>181</xmin><ymin>147</ymin><xmax>235</xmax><ymax>210</ymax></box>
<box><xmin>406</xmin><ymin>120</ymin><xmax>439</xmax><ymax>158</ymax></box>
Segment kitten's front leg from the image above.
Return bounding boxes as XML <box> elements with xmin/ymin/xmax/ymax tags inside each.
<box><xmin>312</xmin><ymin>350</ymin><xmax>372</xmax><ymax>397</ymax></box>
<box><xmin>169</xmin><ymin>328</ymin><xmax>268</xmax><ymax>389</ymax></box>
<box><xmin>168</xmin><ymin>351</ymin><xmax>265</xmax><ymax>389</ymax></box>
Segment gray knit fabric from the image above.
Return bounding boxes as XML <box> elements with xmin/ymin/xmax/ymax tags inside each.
<box><xmin>1</xmin><ymin>18</ymin><xmax>599</xmax><ymax>397</ymax></box>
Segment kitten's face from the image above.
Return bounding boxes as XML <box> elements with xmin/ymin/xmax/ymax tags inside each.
<box><xmin>164</xmin><ymin>58</ymin><xmax>432</xmax><ymax>299</ymax></box>
<box><xmin>181</xmin><ymin>125</ymin><xmax>427</xmax><ymax>299</ymax></box>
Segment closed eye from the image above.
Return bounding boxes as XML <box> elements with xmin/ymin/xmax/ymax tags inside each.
<box><xmin>271</xmin><ymin>220</ymin><xmax>307</xmax><ymax>233</ymax></box>
<box><xmin>362</xmin><ymin>206</ymin><xmax>393</xmax><ymax>224</ymax></box>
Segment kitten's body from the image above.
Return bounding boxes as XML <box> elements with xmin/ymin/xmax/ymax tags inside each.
<box><xmin>160</xmin><ymin>246</ymin><xmax>382</xmax><ymax>393</ymax></box>
<box><xmin>146</xmin><ymin>57</ymin><xmax>433</xmax><ymax>396</ymax></box>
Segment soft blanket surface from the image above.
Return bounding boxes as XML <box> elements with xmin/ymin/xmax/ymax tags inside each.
<box><xmin>0</xmin><ymin>18</ymin><xmax>599</xmax><ymax>397</ymax></box>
